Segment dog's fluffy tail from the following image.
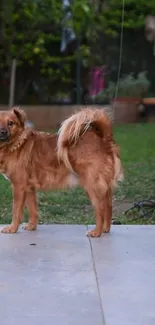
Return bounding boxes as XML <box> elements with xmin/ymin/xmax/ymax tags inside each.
<box><xmin>57</xmin><ymin>108</ymin><xmax>111</xmax><ymax>167</ymax></box>
<box><xmin>57</xmin><ymin>108</ymin><xmax>124</xmax><ymax>185</ymax></box>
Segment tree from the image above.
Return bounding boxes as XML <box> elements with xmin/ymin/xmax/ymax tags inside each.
<box><xmin>0</xmin><ymin>0</ymin><xmax>114</xmax><ymax>105</ymax></box>
<box><xmin>1</xmin><ymin>0</ymin><xmax>154</xmax><ymax>106</ymax></box>
<box><xmin>0</xmin><ymin>0</ymin><xmax>64</xmax><ymax>105</ymax></box>
<box><xmin>89</xmin><ymin>0</ymin><xmax>155</xmax><ymax>86</ymax></box>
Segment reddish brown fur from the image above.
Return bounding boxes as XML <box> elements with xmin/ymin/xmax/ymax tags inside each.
<box><xmin>0</xmin><ymin>107</ymin><xmax>124</xmax><ymax>237</ymax></box>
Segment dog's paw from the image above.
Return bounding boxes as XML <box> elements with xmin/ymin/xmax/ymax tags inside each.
<box><xmin>22</xmin><ymin>223</ymin><xmax>37</xmax><ymax>231</ymax></box>
<box><xmin>87</xmin><ymin>228</ymin><xmax>102</xmax><ymax>238</ymax></box>
<box><xmin>102</xmin><ymin>226</ymin><xmax>110</xmax><ymax>233</ymax></box>
<box><xmin>1</xmin><ymin>225</ymin><xmax>17</xmax><ymax>234</ymax></box>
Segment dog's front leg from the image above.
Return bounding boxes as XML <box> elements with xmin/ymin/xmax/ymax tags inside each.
<box><xmin>23</xmin><ymin>188</ymin><xmax>38</xmax><ymax>231</ymax></box>
<box><xmin>1</xmin><ymin>185</ymin><xmax>26</xmax><ymax>234</ymax></box>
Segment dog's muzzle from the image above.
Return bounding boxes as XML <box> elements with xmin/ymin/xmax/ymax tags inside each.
<box><xmin>0</xmin><ymin>128</ymin><xmax>9</xmax><ymax>141</ymax></box>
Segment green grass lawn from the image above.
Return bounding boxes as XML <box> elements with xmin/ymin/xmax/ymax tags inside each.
<box><xmin>1</xmin><ymin>123</ymin><xmax>155</xmax><ymax>225</ymax></box>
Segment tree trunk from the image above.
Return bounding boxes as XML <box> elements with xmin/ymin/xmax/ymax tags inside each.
<box><xmin>9</xmin><ymin>58</ymin><xmax>17</xmax><ymax>108</ymax></box>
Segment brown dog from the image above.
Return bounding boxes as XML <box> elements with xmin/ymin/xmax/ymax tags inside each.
<box><xmin>0</xmin><ymin>107</ymin><xmax>123</xmax><ymax>237</ymax></box>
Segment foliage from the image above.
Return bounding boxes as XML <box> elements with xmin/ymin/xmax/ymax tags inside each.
<box><xmin>87</xmin><ymin>0</ymin><xmax>155</xmax><ymax>67</ymax></box>
<box><xmin>1</xmin><ymin>0</ymin><xmax>155</xmax><ymax>69</ymax></box>
<box><xmin>0</xmin><ymin>0</ymin><xmax>108</xmax><ymax>103</ymax></box>
<box><xmin>86</xmin><ymin>90</ymin><xmax>110</xmax><ymax>105</ymax></box>
<box><xmin>103</xmin><ymin>0</ymin><xmax>155</xmax><ymax>31</ymax></box>
<box><xmin>106</xmin><ymin>72</ymin><xmax>150</xmax><ymax>99</ymax></box>
<box><xmin>0</xmin><ymin>0</ymin><xmax>63</xmax><ymax>72</ymax></box>
<box><xmin>0</xmin><ymin>0</ymin><xmax>155</xmax><ymax>103</ymax></box>
<box><xmin>0</xmin><ymin>0</ymin><xmax>106</xmax><ymax>71</ymax></box>
<box><xmin>86</xmin><ymin>72</ymin><xmax>150</xmax><ymax>104</ymax></box>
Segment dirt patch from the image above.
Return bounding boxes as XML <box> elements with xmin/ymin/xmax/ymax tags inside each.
<box><xmin>83</xmin><ymin>199</ymin><xmax>134</xmax><ymax>217</ymax></box>
<box><xmin>113</xmin><ymin>199</ymin><xmax>134</xmax><ymax>216</ymax></box>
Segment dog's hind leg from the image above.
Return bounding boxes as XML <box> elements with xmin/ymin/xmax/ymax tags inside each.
<box><xmin>82</xmin><ymin>174</ymin><xmax>112</xmax><ymax>238</ymax></box>
<box><xmin>1</xmin><ymin>185</ymin><xmax>26</xmax><ymax>233</ymax></box>
<box><xmin>23</xmin><ymin>188</ymin><xmax>38</xmax><ymax>231</ymax></box>
<box><xmin>87</xmin><ymin>195</ymin><xmax>104</xmax><ymax>237</ymax></box>
<box><xmin>102</xmin><ymin>188</ymin><xmax>112</xmax><ymax>233</ymax></box>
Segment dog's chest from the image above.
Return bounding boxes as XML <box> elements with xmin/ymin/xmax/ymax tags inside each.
<box><xmin>1</xmin><ymin>173</ymin><xmax>9</xmax><ymax>181</ymax></box>
<box><xmin>0</xmin><ymin>159</ymin><xmax>10</xmax><ymax>180</ymax></box>
<box><xmin>0</xmin><ymin>160</ymin><xmax>6</xmax><ymax>173</ymax></box>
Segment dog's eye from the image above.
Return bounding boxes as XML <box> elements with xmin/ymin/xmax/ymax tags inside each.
<box><xmin>8</xmin><ymin>121</ymin><xmax>14</xmax><ymax>126</ymax></box>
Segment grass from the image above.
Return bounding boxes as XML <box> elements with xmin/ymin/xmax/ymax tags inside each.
<box><xmin>1</xmin><ymin>123</ymin><xmax>155</xmax><ymax>225</ymax></box>
<box><xmin>114</xmin><ymin>123</ymin><xmax>155</xmax><ymax>224</ymax></box>
<box><xmin>115</xmin><ymin>123</ymin><xmax>155</xmax><ymax>199</ymax></box>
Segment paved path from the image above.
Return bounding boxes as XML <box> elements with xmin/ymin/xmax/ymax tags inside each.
<box><xmin>0</xmin><ymin>225</ymin><xmax>155</xmax><ymax>325</ymax></box>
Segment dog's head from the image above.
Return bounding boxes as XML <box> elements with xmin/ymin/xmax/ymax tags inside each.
<box><xmin>0</xmin><ymin>107</ymin><xmax>26</xmax><ymax>142</ymax></box>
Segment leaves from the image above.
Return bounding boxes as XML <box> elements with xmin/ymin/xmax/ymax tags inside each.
<box><xmin>0</xmin><ymin>0</ymin><xmax>62</xmax><ymax>61</ymax></box>
<box><xmin>0</xmin><ymin>0</ymin><xmax>155</xmax><ymax>87</ymax></box>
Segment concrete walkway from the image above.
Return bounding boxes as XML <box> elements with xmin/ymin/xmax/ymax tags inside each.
<box><xmin>0</xmin><ymin>225</ymin><xmax>155</xmax><ymax>325</ymax></box>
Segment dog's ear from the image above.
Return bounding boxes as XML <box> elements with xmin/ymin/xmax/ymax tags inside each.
<box><xmin>13</xmin><ymin>107</ymin><xmax>26</xmax><ymax>126</ymax></box>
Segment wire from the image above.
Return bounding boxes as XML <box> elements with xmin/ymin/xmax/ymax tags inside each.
<box><xmin>113</xmin><ymin>0</ymin><xmax>125</xmax><ymax>106</ymax></box>
<box><xmin>124</xmin><ymin>200</ymin><xmax>155</xmax><ymax>221</ymax></box>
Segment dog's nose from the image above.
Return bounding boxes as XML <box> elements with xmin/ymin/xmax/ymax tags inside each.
<box><xmin>0</xmin><ymin>128</ymin><xmax>7</xmax><ymax>136</ymax></box>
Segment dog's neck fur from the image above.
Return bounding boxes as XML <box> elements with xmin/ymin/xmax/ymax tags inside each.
<box><xmin>10</xmin><ymin>128</ymin><xmax>31</xmax><ymax>152</ymax></box>
<box><xmin>0</xmin><ymin>128</ymin><xmax>33</xmax><ymax>153</ymax></box>
<box><xmin>0</xmin><ymin>128</ymin><xmax>34</xmax><ymax>174</ymax></box>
